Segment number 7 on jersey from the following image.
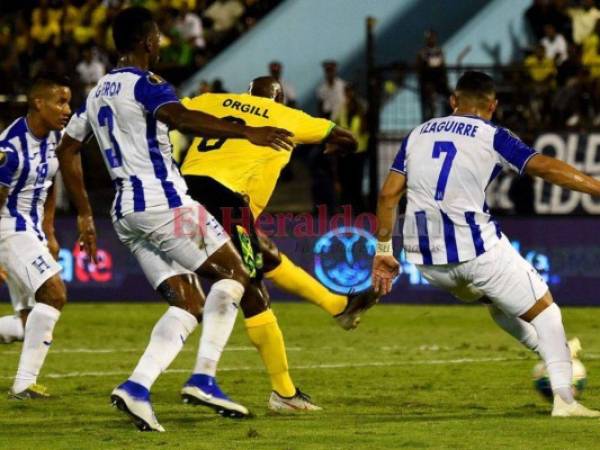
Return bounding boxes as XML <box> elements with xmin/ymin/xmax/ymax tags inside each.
<box><xmin>432</xmin><ymin>141</ymin><xmax>457</xmax><ymax>200</ymax></box>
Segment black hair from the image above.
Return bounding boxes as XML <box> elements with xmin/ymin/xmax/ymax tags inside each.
<box><xmin>455</xmin><ymin>71</ymin><xmax>495</xmax><ymax>99</ymax></box>
<box><xmin>112</xmin><ymin>6</ymin><xmax>155</xmax><ymax>54</ymax></box>
<box><xmin>29</xmin><ymin>72</ymin><xmax>71</xmax><ymax>94</ymax></box>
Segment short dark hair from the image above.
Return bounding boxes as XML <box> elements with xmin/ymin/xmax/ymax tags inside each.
<box><xmin>29</xmin><ymin>72</ymin><xmax>70</xmax><ymax>94</ymax></box>
<box><xmin>112</xmin><ymin>7</ymin><xmax>155</xmax><ymax>54</ymax></box>
<box><xmin>28</xmin><ymin>72</ymin><xmax>71</xmax><ymax>106</ymax></box>
<box><xmin>455</xmin><ymin>71</ymin><xmax>495</xmax><ymax>99</ymax></box>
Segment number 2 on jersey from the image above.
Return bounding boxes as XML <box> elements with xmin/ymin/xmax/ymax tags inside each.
<box><xmin>98</xmin><ymin>106</ymin><xmax>123</xmax><ymax>168</ymax></box>
<box><xmin>432</xmin><ymin>141</ymin><xmax>457</xmax><ymax>200</ymax></box>
<box><xmin>197</xmin><ymin>116</ymin><xmax>246</xmax><ymax>152</ymax></box>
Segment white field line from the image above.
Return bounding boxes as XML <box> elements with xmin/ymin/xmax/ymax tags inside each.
<box><xmin>0</xmin><ymin>346</ymin><xmax>302</xmax><ymax>355</ymax></box>
<box><xmin>0</xmin><ymin>356</ymin><xmax>536</xmax><ymax>380</ymax></box>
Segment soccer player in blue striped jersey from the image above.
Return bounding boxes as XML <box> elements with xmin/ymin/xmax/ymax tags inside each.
<box><xmin>0</xmin><ymin>73</ymin><xmax>71</xmax><ymax>399</ymax></box>
<box><xmin>57</xmin><ymin>7</ymin><xmax>293</xmax><ymax>431</ymax></box>
<box><xmin>373</xmin><ymin>71</ymin><xmax>600</xmax><ymax>417</ymax></box>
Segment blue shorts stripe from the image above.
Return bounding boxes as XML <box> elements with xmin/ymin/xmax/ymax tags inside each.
<box><xmin>465</xmin><ymin>211</ymin><xmax>485</xmax><ymax>256</ymax></box>
<box><xmin>145</xmin><ymin>116</ymin><xmax>182</xmax><ymax>209</ymax></box>
<box><xmin>440</xmin><ymin>211</ymin><xmax>459</xmax><ymax>263</ymax></box>
<box><xmin>130</xmin><ymin>175</ymin><xmax>146</xmax><ymax>212</ymax></box>
<box><xmin>415</xmin><ymin>211</ymin><xmax>432</xmax><ymax>265</ymax></box>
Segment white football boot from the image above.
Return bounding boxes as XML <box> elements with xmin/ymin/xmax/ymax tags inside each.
<box><xmin>268</xmin><ymin>389</ymin><xmax>322</xmax><ymax>412</ymax></box>
<box><xmin>111</xmin><ymin>381</ymin><xmax>165</xmax><ymax>432</ymax></box>
<box><xmin>552</xmin><ymin>395</ymin><xmax>600</xmax><ymax>417</ymax></box>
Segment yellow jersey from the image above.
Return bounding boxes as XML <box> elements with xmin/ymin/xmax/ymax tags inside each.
<box><xmin>181</xmin><ymin>93</ymin><xmax>335</xmax><ymax>217</ymax></box>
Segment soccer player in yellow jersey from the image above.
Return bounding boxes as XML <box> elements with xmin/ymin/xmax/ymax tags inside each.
<box><xmin>180</xmin><ymin>77</ymin><xmax>379</xmax><ymax>411</ymax></box>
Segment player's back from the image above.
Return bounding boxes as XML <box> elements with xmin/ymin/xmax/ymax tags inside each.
<box><xmin>77</xmin><ymin>67</ymin><xmax>188</xmax><ymax>220</ymax></box>
<box><xmin>396</xmin><ymin>114</ymin><xmax>536</xmax><ymax>265</ymax></box>
<box><xmin>181</xmin><ymin>93</ymin><xmax>333</xmax><ymax>216</ymax></box>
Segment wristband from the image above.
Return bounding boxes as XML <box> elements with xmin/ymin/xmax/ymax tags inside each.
<box><xmin>376</xmin><ymin>240</ymin><xmax>393</xmax><ymax>256</ymax></box>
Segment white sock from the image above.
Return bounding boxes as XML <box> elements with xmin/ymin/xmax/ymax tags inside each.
<box><xmin>0</xmin><ymin>315</ymin><xmax>24</xmax><ymax>343</ymax></box>
<box><xmin>12</xmin><ymin>303</ymin><xmax>60</xmax><ymax>393</ymax></box>
<box><xmin>194</xmin><ymin>279</ymin><xmax>244</xmax><ymax>377</ymax></box>
<box><xmin>129</xmin><ymin>306</ymin><xmax>197</xmax><ymax>390</ymax></box>
<box><xmin>530</xmin><ymin>303</ymin><xmax>574</xmax><ymax>404</ymax></box>
<box><xmin>488</xmin><ymin>305</ymin><xmax>539</xmax><ymax>352</ymax></box>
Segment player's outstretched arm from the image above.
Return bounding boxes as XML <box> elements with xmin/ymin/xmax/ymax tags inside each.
<box><xmin>42</xmin><ymin>181</ymin><xmax>60</xmax><ymax>259</ymax></box>
<box><xmin>323</xmin><ymin>126</ymin><xmax>358</xmax><ymax>155</ymax></box>
<box><xmin>156</xmin><ymin>103</ymin><xmax>294</xmax><ymax>151</ymax></box>
<box><xmin>525</xmin><ymin>154</ymin><xmax>600</xmax><ymax>197</ymax></box>
<box><xmin>56</xmin><ymin>133</ymin><xmax>98</xmax><ymax>262</ymax></box>
<box><xmin>372</xmin><ymin>171</ymin><xmax>406</xmax><ymax>295</ymax></box>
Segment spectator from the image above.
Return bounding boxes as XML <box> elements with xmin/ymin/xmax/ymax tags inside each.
<box><xmin>268</xmin><ymin>61</ymin><xmax>296</xmax><ymax>107</ymax></box>
<box><xmin>73</xmin><ymin>0</ymin><xmax>106</xmax><ymax>45</ymax></box>
<box><xmin>524</xmin><ymin>44</ymin><xmax>556</xmax><ymax>125</ymax></box>
<box><xmin>174</xmin><ymin>3</ymin><xmax>205</xmax><ymax>49</ymax></box>
<box><xmin>317</xmin><ymin>60</ymin><xmax>346</xmax><ymax>121</ymax></box>
<box><xmin>568</xmin><ymin>0</ymin><xmax>600</xmax><ymax>44</ymax></box>
<box><xmin>196</xmin><ymin>80</ymin><xmax>212</xmax><ymax>95</ymax></box>
<box><xmin>204</xmin><ymin>0</ymin><xmax>245</xmax><ymax>40</ymax></box>
<box><xmin>30</xmin><ymin>1</ymin><xmax>61</xmax><ymax>48</ymax></box>
<box><xmin>76</xmin><ymin>45</ymin><xmax>106</xmax><ymax>94</ymax></box>
<box><xmin>551</xmin><ymin>0</ymin><xmax>574</xmax><ymax>40</ymax></box>
<box><xmin>525</xmin><ymin>44</ymin><xmax>557</xmax><ymax>82</ymax></box>
<box><xmin>552</xmin><ymin>43</ymin><xmax>588</xmax><ymax>126</ymax></box>
<box><xmin>541</xmin><ymin>23</ymin><xmax>568</xmax><ymax>64</ymax></box>
<box><xmin>212</xmin><ymin>78</ymin><xmax>228</xmax><ymax>93</ymax></box>
<box><xmin>526</xmin><ymin>0</ymin><xmax>555</xmax><ymax>41</ymax></box>
<box><xmin>416</xmin><ymin>29</ymin><xmax>450</xmax><ymax>121</ymax></box>
<box><xmin>337</xmin><ymin>84</ymin><xmax>369</xmax><ymax>213</ymax></box>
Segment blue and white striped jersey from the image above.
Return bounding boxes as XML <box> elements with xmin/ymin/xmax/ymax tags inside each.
<box><xmin>65</xmin><ymin>66</ymin><xmax>191</xmax><ymax>222</ymax></box>
<box><xmin>391</xmin><ymin>114</ymin><xmax>537</xmax><ymax>265</ymax></box>
<box><xmin>0</xmin><ymin>117</ymin><xmax>60</xmax><ymax>243</ymax></box>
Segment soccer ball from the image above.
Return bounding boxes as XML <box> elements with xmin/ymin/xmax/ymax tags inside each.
<box><xmin>532</xmin><ymin>359</ymin><xmax>587</xmax><ymax>401</ymax></box>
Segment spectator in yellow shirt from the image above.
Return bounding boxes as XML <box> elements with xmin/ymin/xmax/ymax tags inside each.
<box><xmin>525</xmin><ymin>44</ymin><xmax>556</xmax><ymax>83</ymax></box>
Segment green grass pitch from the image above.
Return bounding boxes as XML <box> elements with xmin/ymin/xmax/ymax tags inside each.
<box><xmin>1</xmin><ymin>302</ymin><xmax>599</xmax><ymax>449</ymax></box>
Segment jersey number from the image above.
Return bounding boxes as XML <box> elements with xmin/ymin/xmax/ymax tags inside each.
<box><xmin>98</xmin><ymin>106</ymin><xmax>123</xmax><ymax>168</ymax></box>
<box><xmin>196</xmin><ymin>116</ymin><xmax>246</xmax><ymax>152</ymax></box>
<box><xmin>432</xmin><ymin>141</ymin><xmax>457</xmax><ymax>201</ymax></box>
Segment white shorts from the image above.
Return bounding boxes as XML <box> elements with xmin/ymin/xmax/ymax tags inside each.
<box><xmin>113</xmin><ymin>202</ymin><xmax>229</xmax><ymax>290</ymax></box>
<box><xmin>0</xmin><ymin>232</ymin><xmax>61</xmax><ymax>300</ymax></box>
<box><xmin>6</xmin><ymin>277</ymin><xmax>36</xmax><ymax>313</ymax></box>
<box><xmin>417</xmin><ymin>236</ymin><xmax>549</xmax><ymax>317</ymax></box>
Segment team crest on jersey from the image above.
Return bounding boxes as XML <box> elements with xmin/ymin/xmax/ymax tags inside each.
<box><xmin>147</xmin><ymin>73</ymin><xmax>166</xmax><ymax>85</ymax></box>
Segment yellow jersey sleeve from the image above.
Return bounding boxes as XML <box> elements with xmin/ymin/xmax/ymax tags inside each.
<box><xmin>281</xmin><ymin>109</ymin><xmax>335</xmax><ymax>145</ymax></box>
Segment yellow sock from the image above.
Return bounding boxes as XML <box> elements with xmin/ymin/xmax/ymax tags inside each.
<box><xmin>265</xmin><ymin>253</ymin><xmax>347</xmax><ymax>316</ymax></box>
<box><xmin>245</xmin><ymin>309</ymin><xmax>296</xmax><ymax>397</ymax></box>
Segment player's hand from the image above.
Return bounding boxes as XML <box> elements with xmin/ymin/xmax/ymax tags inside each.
<box><xmin>372</xmin><ymin>254</ymin><xmax>400</xmax><ymax>295</ymax></box>
<box><xmin>77</xmin><ymin>214</ymin><xmax>98</xmax><ymax>264</ymax></box>
<box><xmin>245</xmin><ymin>126</ymin><xmax>294</xmax><ymax>151</ymax></box>
<box><xmin>46</xmin><ymin>232</ymin><xmax>60</xmax><ymax>260</ymax></box>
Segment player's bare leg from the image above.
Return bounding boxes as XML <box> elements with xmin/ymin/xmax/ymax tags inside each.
<box><xmin>241</xmin><ymin>280</ymin><xmax>322</xmax><ymax>412</ymax></box>
<box><xmin>260</xmin><ymin>234</ymin><xmax>379</xmax><ymax>330</ymax></box>
<box><xmin>180</xmin><ymin>241</ymin><xmax>251</xmax><ymax>418</ymax></box>
<box><xmin>9</xmin><ymin>274</ymin><xmax>66</xmax><ymax>400</ymax></box>
<box><xmin>111</xmin><ymin>274</ymin><xmax>202</xmax><ymax>432</ymax></box>
<box><xmin>517</xmin><ymin>291</ymin><xmax>600</xmax><ymax>417</ymax></box>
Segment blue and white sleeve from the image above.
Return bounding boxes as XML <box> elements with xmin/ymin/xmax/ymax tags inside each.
<box><xmin>134</xmin><ymin>73</ymin><xmax>180</xmax><ymax>117</ymax></box>
<box><xmin>493</xmin><ymin>127</ymin><xmax>538</xmax><ymax>174</ymax></box>
<box><xmin>0</xmin><ymin>142</ymin><xmax>19</xmax><ymax>187</ymax></box>
<box><xmin>65</xmin><ymin>102</ymin><xmax>92</xmax><ymax>143</ymax></box>
<box><xmin>390</xmin><ymin>134</ymin><xmax>409</xmax><ymax>174</ymax></box>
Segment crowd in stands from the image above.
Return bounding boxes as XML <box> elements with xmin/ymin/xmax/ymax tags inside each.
<box><xmin>0</xmin><ymin>0</ymin><xmax>281</xmax><ymax>112</ymax></box>
<box><xmin>523</xmin><ymin>0</ymin><xmax>600</xmax><ymax>128</ymax></box>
